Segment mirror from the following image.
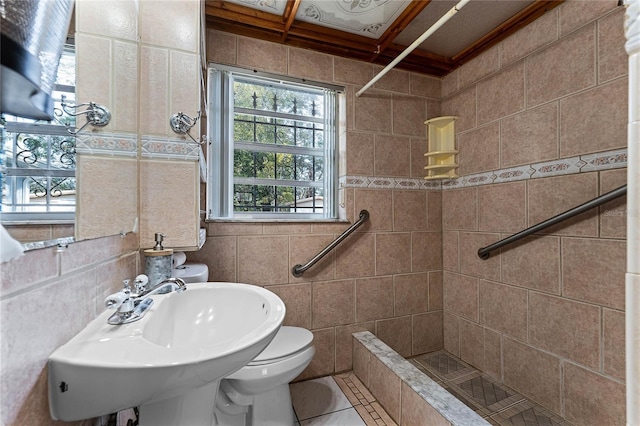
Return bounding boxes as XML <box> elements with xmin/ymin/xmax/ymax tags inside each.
<box><xmin>1</xmin><ymin>1</ymin><xmax>140</xmax><ymax>248</ymax></box>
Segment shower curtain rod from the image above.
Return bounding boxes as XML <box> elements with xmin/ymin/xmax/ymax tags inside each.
<box><xmin>355</xmin><ymin>0</ymin><xmax>472</xmax><ymax>97</ymax></box>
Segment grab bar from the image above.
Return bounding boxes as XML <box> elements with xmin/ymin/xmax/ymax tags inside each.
<box><xmin>292</xmin><ymin>210</ymin><xmax>370</xmax><ymax>277</ymax></box>
<box><xmin>478</xmin><ymin>184</ymin><xmax>627</xmax><ymax>260</ymax></box>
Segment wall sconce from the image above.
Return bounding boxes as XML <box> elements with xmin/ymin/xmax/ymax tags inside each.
<box><xmin>424</xmin><ymin>116</ymin><xmax>459</xmax><ymax>180</ymax></box>
<box><xmin>170</xmin><ymin>111</ymin><xmax>203</xmax><ymax>144</ymax></box>
<box><xmin>60</xmin><ymin>96</ymin><xmax>111</xmax><ymax>135</ymax></box>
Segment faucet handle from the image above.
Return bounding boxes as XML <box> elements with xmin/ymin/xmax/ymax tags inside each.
<box><xmin>134</xmin><ymin>274</ymin><xmax>149</xmax><ymax>293</ymax></box>
<box><xmin>122</xmin><ymin>279</ymin><xmax>131</xmax><ymax>290</ymax></box>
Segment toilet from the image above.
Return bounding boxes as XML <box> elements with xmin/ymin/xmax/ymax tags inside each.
<box><xmin>172</xmin><ymin>261</ymin><xmax>315</xmax><ymax>426</ymax></box>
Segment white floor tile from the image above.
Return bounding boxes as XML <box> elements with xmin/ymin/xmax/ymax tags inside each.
<box><xmin>299</xmin><ymin>408</ymin><xmax>366</xmax><ymax>426</ymax></box>
<box><xmin>290</xmin><ymin>376</ymin><xmax>353</xmax><ymax>421</ymax></box>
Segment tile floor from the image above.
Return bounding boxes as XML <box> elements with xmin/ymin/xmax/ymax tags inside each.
<box><xmin>290</xmin><ymin>350</ymin><xmax>573</xmax><ymax>426</ymax></box>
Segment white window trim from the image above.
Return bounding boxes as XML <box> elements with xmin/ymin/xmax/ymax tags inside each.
<box><xmin>206</xmin><ymin>64</ymin><xmax>344</xmax><ymax>221</ymax></box>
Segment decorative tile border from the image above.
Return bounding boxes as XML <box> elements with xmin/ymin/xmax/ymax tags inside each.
<box><xmin>341</xmin><ymin>148</ymin><xmax>627</xmax><ymax>192</ymax></box>
<box><xmin>75</xmin><ymin>132</ymin><xmax>138</xmax><ymax>157</ymax></box>
<box><xmin>141</xmin><ymin>135</ymin><xmax>200</xmax><ymax>160</ymax></box>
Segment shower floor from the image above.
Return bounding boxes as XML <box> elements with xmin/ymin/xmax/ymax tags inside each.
<box><xmin>408</xmin><ymin>350</ymin><xmax>573</xmax><ymax>426</ymax></box>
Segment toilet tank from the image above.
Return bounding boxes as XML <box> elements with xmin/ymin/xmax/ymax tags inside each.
<box><xmin>172</xmin><ymin>263</ymin><xmax>209</xmax><ymax>283</ymax></box>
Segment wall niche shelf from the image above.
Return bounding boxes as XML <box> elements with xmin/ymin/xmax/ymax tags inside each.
<box><xmin>424</xmin><ymin>116</ymin><xmax>458</xmax><ymax>180</ymax></box>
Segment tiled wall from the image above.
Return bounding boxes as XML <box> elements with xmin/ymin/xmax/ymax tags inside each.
<box><xmin>0</xmin><ymin>233</ymin><xmax>139</xmax><ymax>425</ymax></box>
<box><xmin>189</xmin><ymin>29</ymin><xmax>444</xmax><ymax>378</ymax></box>
<box><xmin>440</xmin><ymin>2</ymin><xmax>627</xmax><ymax>425</ymax></box>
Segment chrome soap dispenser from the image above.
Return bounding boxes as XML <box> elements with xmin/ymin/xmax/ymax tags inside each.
<box><xmin>143</xmin><ymin>233</ymin><xmax>173</xmax><ymax>289</ymax></box>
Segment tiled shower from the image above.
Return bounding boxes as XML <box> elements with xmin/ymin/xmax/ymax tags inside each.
<box><xmin>0</xmin><ymin>0</ymin><xmax>630</xmax><ymax>425</ymax></box>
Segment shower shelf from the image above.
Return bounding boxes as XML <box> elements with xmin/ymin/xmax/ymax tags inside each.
<box><xmin>424</xmin><ymin>116</ymin><xmax>458</xmax><ymax>180</ymax></box>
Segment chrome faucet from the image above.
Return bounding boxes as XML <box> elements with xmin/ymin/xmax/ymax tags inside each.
<box><xmin>104</xmin><ymin>275</ymin><xmax>187</xmax><ymax>325</ymax></box>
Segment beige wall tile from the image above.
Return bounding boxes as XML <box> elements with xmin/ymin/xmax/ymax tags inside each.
<box><xmin>347</xmin><ymin>132</ymin><xmax>375</xmax><ymax>176</ymax></box>
<box><xmin>441</xmin><ymin>86</ymin><xmax>476</xmax><ymax>133</ymax></box>
<box><xmin>237</xmin><ymin>36</ymin><xmax>287</xmax><ymax>74</ymax></box>
<box><xmin>503</xmin><ymin>338</ymin><xmax>561</xmax><ymax>414</ymax></box>
<box><xmin>459</xmin><ymin>232</ymin><xmax>501</xmax><ymax>281</ymax></box>
<box><xmin>443</xmin><ymin>231</ymin><xmax>459</xmax><ymax>272</ymax></box>
<box><xmin>312</xmin><ymin>279</ymin><xmax>355</xmax><ymax>329</ymax></box>
<box><xmin>76</xmin><ymin>0</ymin><xmax>137</xmax><ymax>41</ymax></box>
<box><xmin>458</xmin><ymin>45</ymin><xmax>500</xmax><ymax>89</ymax></box>
<box><xmin>299</xmin><ymin>328</ymin><xmax>335</xmax><ymax>379</ymax></box>
<box><xmin>264</xmin><ymin>283</ymin><xmax>311</xmax><ymax>329</ymax></box>
<box><xmin>355</xmin><ymin>90</ymin><xmax>393</xmax><ymax>133</ymax></box>
<box><xmin>353</xmin><ymin>339</ymin><xmax>371</xmax><ymax>386</ymax></box>
<box><xmin>501</xmin><ymin>235</ymin><xmax>561</xmax><ymax>294</ymax></box>
<box><xmin>207</xmin><ymin>30</ymin><xmax>237</xmax><ymax>65</ymax></box>
<box><xmin>529</xmin><ymin>292</ymin><xmax>601</xmax><ymax>369</ymax></box>
<box><xmin>427</xmin><ymin>191</ymin><xmax>442</xmax><ymax>231</ymax></box>
<box><xmin>478</xmin><ymin>181</ymin><xmax>527</xmax><ymax>233</ymax></box>
<box><xmin>373</xmin><ymin>67</ymin><xmax>410</xmax><ymax>94</ymax></box>
<box><xmin>369</xmin><ymin>356</ymin><xmax>401</xmax><ymax>423</ymax></box>
<box><xmin>599</xmin><ymin>168</ymin><xmax>627</xmax><ymax>239</ymax></box>
<box><xmin>558</xmin><ymin>0</ymin><xmax>618</xmax><ymax>36</ymax></box>
<box><xmin>560</xmin><ymin>78</ymin><xmax>627</xmax><ymax>157</ymax></box>
<box><xmin>393</xmin><ymin>95</ymin><xmax>426</xmax><ymax>137</ymax></box>
<box><xmin>527</xmin><ymin>173</ymin><xmax>599</xmax><ymax>237</ymax></box>
<box><xmin>95</xmin><ymin>254</ymin><xmax>138</xmax><ymax>314</ymax></box>
<box><xmin>459</xmin><ymin>319</ymin><xmax>485</xmax><ymax>370</ymax></box>
<box><xmin>77</xmin><ymin>156</ymin><xmax>138</xmax><ymax>241</ymax></box>
<box><xmin>598</xmin><ymin>8</ymin><xmax>627</xmax><ymax>83</ymax></box>
<box><xmin>411</xmin><ymin>231</ymin><xmax>442</xmax><ymax>272</ymax></box>
<box><xmin>441</xmin><ymin>70</ymin><xmax>458</xmax><ymax>98</ymax></box>
<box><xmin>139</xmin><ymin>46</ymin><xmax>169</xmax><ymax>135</ymax></box>
<box><xmin>484</xmin><ymin>328</ymin><xmax>502</xmax><ymax>380</ymax></box>
<box><xmin>427</xmin><ymin>99</ymin><xmax>442</xmax><ymax>120</ymax></box>
<box><xmin>356</xmin><ymin>276</ymin><xmax>394</xmax><ymax>322</ymax></box>
<box><xmin>394</xmin><ymin>273</ymin><xmax>428</xmax><ymax>316</ymax></box>
<box><xmin>289</xmin><ymin>48</ymin><xmax>333</xmax><ymax>82</ymax></box>
<box><xmin>444</xmin><ymin>312</ymin><xmax>460</xmax><ymax>356</ymax></box>
<box><xmin>603</xmin><ymin>308</ymin><xmax>625</xmax><ymax>381</ymax></box>
<box><xmin>237</xmin><ymin>235</ymin><xmax>288</xmax><ymax>285</ymax></box>
<box><xmin>428</xmin><ymin>271</ymin><xmax>443</xmax><ymax>311</ymax></box>
<box><xmin>526</xmin><ymin>25</ymin><xmax>596</xmax><ymax>108</ymax></box>
<box><xmin>354</xmin><ymin>189</ymin><xmax>393</xmax><ymax>231</ymax></box>
<box><xmin>374</xmin><ymin>134</ymin><xmax>411</xmax><ymax>177</ymax></box>
<box><xmin>480</xmin><ymin>280</ymin><xmax>527</xmax><ymax>341</ymax></box>
<box><xmin>4</xmin><ymin>225</ymin><xmax>50</xmax><ymax>244</ymax></box>
<box><xmin>61</xmin><ymin>234</ymin><xmax>128</xmax><ymax>275</ymax></box>
<box><xmin>442</xmin><ymin>188</ymin><xmax>478</xmax><ymax>231</ymax></box>
<box><xmin>170</xmin><ymin>50</ymin><xmax>200</xmax><ymax>120</ymax></box>
<box><xmin>335</xmin><ymin>232</ymin><xmax>376</xmax><ymax>279</ymax></box>
<box><xmin>376</xmin><ymin>315</ymin><xmax>412</xmax><ymax>357</ymax></box>
<box><xmin>477</xmin><ymin>61</ymin><xmax>525</xmax><ymax>125</ymax></box>
<box><xmin>443</xmin><ymin>272</ymin><xmax>479</xmax><ymax>322</ymax></box>
<box><xmin>410</xmin><ymin>74</ymin><xmax>441</xmax><ymax>99</ymax></box>
<box><xmin>289</xmin><ymin>234</ymin><xmax>336</xmax><ymax>282</ymax></box>
<box><xmin>401</xmin><ymin>381</ymin><xmax>451</xmax><ymax>426</ymax></box>
<box><xmin>113</xmin><ymin>40</ymin><xmax>138</xmax><ymax>132</ymax></box>
<box><xmin>500</xmin><ymin>103</ymin><xmax>559</xmax><ymax>168</ymax></box>
<box><xmin>334</xmin><ymin>57</ymin><xmax>373</xmax><ymax>86</ymax></box>
<box><xmin>335</xmin><ymin>322</ymin><xmax>375</xmax><ymax>372</ymax></box>
<box><xmin>76</xmin><ymin>34</ymin><xmax>111</xmax><ymax>108</ymax></box>
<box><xmin>139</xmin><ymin>0</ymin><xmax>199</xmax><ymax>52</ymax></box>
<box><xmin>501</xmin><ymin>9</ymin><xmax>558</xmax><ymax>66</ymax></box>
<box><xmin>411</xmin><ymin>137</ymin><xmax>427</xmax><ymax>178</ymax></box>
<box><xmin>376</xmin><ymin>232</ymin><xmax>411</xmax><ymax>276</ymax></box>
<box><xmin>263</xmin><ymin>223</ymin><xmax>312</xmax><ymax>235</ymax></box>
<box><xmin>458</xmin><ymin>123</ymin><xmax>500</xmax><ymax>176</ymax></box>
<box><xmin>412</xmin><ymin>311</ymin><xmax>444</xmax><ymax>355</ymax></box>
<box><xmin>563</xmin><ymin>362</ymin><xmax>625</xmax><ymax>426</ymax></box>
<box><xmin>561</xmin><ymin>237</ymin><xmax>626</xmax><ymax>309</ymax></box>
<box><xmin>208</xmin><ymin>222</ymin><xmax>262</xmax><ymax>236</ymax></box>
<box><xmin>394</xmin><ymin>191</ymin><xmax>427</xmax><ymax>231</ymax></box>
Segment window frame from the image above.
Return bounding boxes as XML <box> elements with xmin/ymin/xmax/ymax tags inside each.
<box><xmin>207</xmin><ymin>64</ymin><xmax>343</xmax><ymax>221</ymax></box>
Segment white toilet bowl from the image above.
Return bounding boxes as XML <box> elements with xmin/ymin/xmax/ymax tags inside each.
<box><xmin>214</xmin><ymin>326</ymin><xmax>315</xmax><ymax>426</ymax></box>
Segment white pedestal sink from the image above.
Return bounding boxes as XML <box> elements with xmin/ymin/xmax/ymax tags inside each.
<box><xmin>48</xmin><ymin>282</ymin><xmax>285</xmax><ymax>425</ymax></box>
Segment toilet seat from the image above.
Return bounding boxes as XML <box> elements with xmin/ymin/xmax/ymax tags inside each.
<box><xmin>247</xmin><ymin>326</ymin><xmax>313</xmax><ymax>366</ymax></box>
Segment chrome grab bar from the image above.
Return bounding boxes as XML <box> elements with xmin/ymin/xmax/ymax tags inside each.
<box><xmin>478</xmin><ymin>184</ymin><xmax>627</xmax><ymax>260</ymax></box>
<box><xmin>292</xmin><ymin>210</ymin><xmax>370</xmax><ymax>277</ymax></box>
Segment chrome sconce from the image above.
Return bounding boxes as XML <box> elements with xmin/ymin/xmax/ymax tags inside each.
<box><xmin>170</xmin><ymin>111</ymin><xmax>203</xmax><ymax>144</ymax></box>
<box><xmin>60</xmin><ymin>96</ymin><xmax>111</xmax><ymax>135</ymax></box>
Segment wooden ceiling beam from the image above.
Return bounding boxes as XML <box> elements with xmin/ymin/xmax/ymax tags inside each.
<box><xmin>370</xmin><ymin>0</ymin><xmax>432</xmax><ymax>61</ymax></box>
<box><xmin>281</xmin><ymin>0</ymin><xmax>302</xmax><ymax>42</ymax></box>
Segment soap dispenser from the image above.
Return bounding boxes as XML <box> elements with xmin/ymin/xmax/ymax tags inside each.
<box><xmin>143</xmin><ymin>233</ymin><xmax>173</xmax><ymax>288</ymax></box>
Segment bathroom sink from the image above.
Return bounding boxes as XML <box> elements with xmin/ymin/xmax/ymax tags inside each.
<box><xmin>48</xmin><ymin>282</ymin><xmax>285</xmax><ymax>425</ymax></box>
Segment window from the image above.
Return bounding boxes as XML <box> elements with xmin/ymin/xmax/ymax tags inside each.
<box><xmin>1</xmin><ymin>44</ymin><xmax>76</xmax><ymax>222</ymax></box>
<box><xmin>207</xmin><ymin>65</ymin><xmax>342</xmax><ymax>220</ymax></box>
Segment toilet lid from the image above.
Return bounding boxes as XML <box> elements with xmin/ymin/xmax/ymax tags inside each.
<box><xmin>251</xmin><ymin>326</ymin><xmax>314</xmax><ymax>364</ymax></box>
